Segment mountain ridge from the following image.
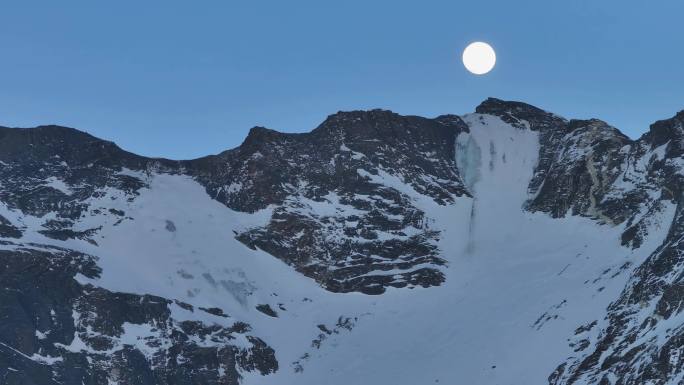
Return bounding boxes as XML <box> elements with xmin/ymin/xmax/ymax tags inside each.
<box><xmin>2</xmin><ymin>98</ymin><xmax>684</xmax><ymax>384</ymax></box>
<box><xmin>7</xmin><ymin>97</ymin><xmax>672</xmax><ymax>161</ymax></box>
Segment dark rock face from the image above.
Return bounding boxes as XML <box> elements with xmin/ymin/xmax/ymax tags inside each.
<box><xmin>0</xmin><ymin>125</ymin><xmax>161</xmax><ymax>245</ymax></box>
<box><xmin>528</xmin><ymin>119</ymin><xmax>632</xmax><ymax>223</ymax></box>
<box><xmin>641</xmin><ymin>110</ymin><xmax>684</xmax><ymax>157</ymax></box>
<box><xmin>0</xmin><ymin>242</ymin><xmax>276</xmax><ymax>385</ymax></box>
<box><xmin>477</xmin><ymin>99</ymin><xmax>631</xmax><ymax>223</ymax></box>
<box><xmin>477</xmin><ymin>98</ymin><xmax>675</xmax><ymax>244</ymax></box>
<box><xmin>189</xmin><ymin>110</ymin><xmax>469</xmax><ymax>294</ymax></box>
<box><xmin>255</xmin><ymin>304</ymin><xmax>278</xmax><ymax>318</ymax></box>
<box><xmin>187</xmin><ymin>110</ymin><xmax>469</xmax><ymax>212</ymax></box>
<box><xmin>543</xmin><ymin>111</ymin><xmax>684</xmax><ymax>385</ymax></box>
<box><xmin>0</xmin><ymin>112</ymin><xmax>469</xmax><ymax>295</ymax></box>
<box><xmin>0</xmin><ymin>215</ymin><xmax>21</xmax><ymax>238</ymax></box>
<box><xmin>475</xmin><ymin>100</ymin><xmax>684</xmax><ymax>384</ymax></box>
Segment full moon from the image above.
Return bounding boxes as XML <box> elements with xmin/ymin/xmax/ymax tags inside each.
<box><xmin>462</xmin><ymin>42</ymin><xmax>496</xmax><ymax>75</ymax></box>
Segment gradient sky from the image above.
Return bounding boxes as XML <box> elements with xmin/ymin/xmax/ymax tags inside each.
<box><xmin>1</xmin><ymin>1</ymin><xmax>683</xmax><ymax>159</ymax></box>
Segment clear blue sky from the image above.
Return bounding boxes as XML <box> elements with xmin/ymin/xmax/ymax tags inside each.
<box><xmin>1</xmin><ymin>1</ymin><xmax>683</xmax><ymax>159</ymax></box>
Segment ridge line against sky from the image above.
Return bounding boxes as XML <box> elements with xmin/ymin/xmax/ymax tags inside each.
<box><xmin>1</xmin><ymin>1</ymin><xmax>683</xmax><ymax>159</ymax></box>
<box><xmin>3</xmin><ymin>99</ymin><xmax>680</xmax><ymax>163</ymax></box>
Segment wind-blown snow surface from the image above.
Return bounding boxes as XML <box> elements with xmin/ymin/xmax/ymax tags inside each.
<box><xmin>3</xmin><ymin>115</ymin><xmax>674</xmax><ymax>384</ymax></box>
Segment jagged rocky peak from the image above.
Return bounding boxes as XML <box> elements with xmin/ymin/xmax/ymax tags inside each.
<box><xmin>0</xmin><ymin>125</ymin><xmax>176</xmax><ymax>243</ymax></box>
<box><xmin>222</xmin><ymin>108</ymin><xmax>469</xmax><ymax>161</ymax></box>
<box><xmin>312</xmin><ymin>108</ymin><xmax>468</xmax><ymax>141</ymax></box>
<box><xmin>0</xmin><ymin>124</ymin><xmax>148</xmax><ymax>169</ymax></box>
<box><xmin>471</xmin><ymin>99</ymin><xmax>638</xmax><ymax>226</ymax></box>
<box><xmin>524</xmin><ymin>115</ymin><xmax>635</xmax><ymax>224</ymax></box>
<box><xmin>192</xmin><ymin>108</ymin><xmax>469</xmax><ymax>211</ymax></box>
<box><xmin>311</xmin><ymin>109</ymin><xmax>469</xmax><ymax>175</ymax></box>
<box><xmin>640</xmin><ymin>109</ymin><xmax>684</xmax><ymax>156</ymax></box>
<box><xmin>239</xmin><ymin>125</ymin><xmax>300</xmax><ymax>151</ymax></box>
<box><xmin>475</xmin><ymin>97</ymin><xmax>567</xmax><ymax>130</ymax></box>
<box><xmin>0</xmin><ymin>124</ymin><xmax>96</xmax><ymax>144</ymax></box>
<box><xmin>564</xmin><ymin>118</ymin><xmax>632</xmax><ymax>148</ymax></box>
<box><xmin>194</xmin><ymin>108</ymin><xmax>470</xmax><ymax>294</ymax></box>
<box><xmin>567</xmin><ymin>117</ymin><xmax>619</xmax><ymax>132</ymax></box>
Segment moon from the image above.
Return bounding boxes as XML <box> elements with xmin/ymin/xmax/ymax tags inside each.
<box><xmin>462</xmin><ymin>42</ymin><xmax>496</xmax><ymax>75</ymax></box>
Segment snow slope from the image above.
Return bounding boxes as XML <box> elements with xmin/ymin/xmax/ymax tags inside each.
<box><xmin>248</xmin><ymin>114</ymin><xmax>672</xmax><ymax>385</ymax></box>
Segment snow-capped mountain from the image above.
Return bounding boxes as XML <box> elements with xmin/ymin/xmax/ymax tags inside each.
<box><xmin>1</xmin><ymin>98</ymin><xmax>683</xmax><ymax>385</ymax></box>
